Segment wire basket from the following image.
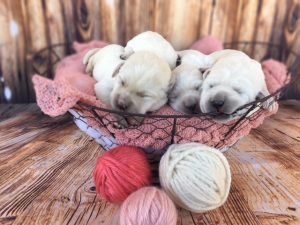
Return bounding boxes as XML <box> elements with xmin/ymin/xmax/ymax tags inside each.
<box><xmin>31</xmin><ymin>42</ymin><xmax>299</xmax><ymax>153</ymax></box>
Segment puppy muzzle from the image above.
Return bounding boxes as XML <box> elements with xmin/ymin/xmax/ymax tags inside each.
<box><xmin>182</xmin><ymin>94</ymin><xmax>200</xmax><ymax>114</ymax></box>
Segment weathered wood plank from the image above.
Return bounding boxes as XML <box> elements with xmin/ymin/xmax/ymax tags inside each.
<box><xmin>44</xmin><ymin>0</ymin><xmax>66</xmax><ymax>57</ymax></box>
<box><xmin>74</xmin><ymin>0</ymin><xmax>98</xmax><ymax>43</ymax></box>
<box><xmin>154</xmin><ymin>0</ymin><xmax>202</xmax><ymax>50</ymax></box>
<box><xmin>8</xmin><ymin>0</ymin><xmax>29</xmax><ymax>103</ymax></box>
<box><xmin>283</xmin><ymin>1</ymin><xmax>300</xmax><ymax>100</ymax></box>
<box><xmin>98</xmin><ymin>0</ymin><xmax>122</xmax><ymax>44</ymax></box>
<box><xmin>0</xmin><ymin>0</ymin><xmax>22</xmax><ymax>103</ymax></box>
<box><xmin>198</xmin><ymin>0</ymin><xmax>214</xmax><ymax>38</ymax></box>
<box><xmin>124</xmin><ymin>0</ymin><xmax>155</xmax><ymax>43</ymax></box>
<box><xmin>210</xmin><ymin>0</ymin><xmax>240</xmax><ymax>43</ymax></box>
<box><xmin>60</xmin><ymin>0</ymin><xmax>76</xmax><ymax>45</ymax></box>
<box><xmin>252</xmin><ymin>0</ymin><xmax>277</xmax><ymax>61</ymax></box>
<box><xmin>234</xmin><ymin>0</ymin><xmax>260</xmax><ymax>55</ymax></box>
<box><xmin>22</xmin><ymin>0</ymin><xmax>48</xmax><ymax>101</ymax></box>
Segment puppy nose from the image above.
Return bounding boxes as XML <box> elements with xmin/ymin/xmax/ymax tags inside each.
<box><xmin>183</xmin><ymin>98</ymin><xmax>198</xmax><ymax>112</ymax></box>
<box><xmin>212</xmin><ymin>99</ymin><xmax>225</xmax><ymax>109</ymax></box>
<box><xmin>117</xmin><ymin>99</ymin><xmax>129</xmax><ymax>110</ymax></box>
<box><xmin>187</xmin><ymin>103</ymin><xmax>197</xmax><ymax>111</ymax></box>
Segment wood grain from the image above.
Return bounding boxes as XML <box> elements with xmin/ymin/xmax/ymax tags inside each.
<box><xmin>198</xmin><ymin>0</ymin><xmax>214</xmax><ymax>38</ymax></box>
<box><xmin>0</xmin><ymin>0</ymin><xmax>300</xmax><ymax>102</ymax></box>
<box><xmin>0</xmin><ymin>101</ymin><xmax>300</xmax><ymax>224</ymax></box>
<box><xmin>99</xmin><ymin>0</ymin><xmax>122</xmax><ymax>44</ymax></box>
<box><xmin>0</xmin><ymin>0</ymin><xmax>23</xmax><ymax>103</ymax></box>
<box><xmin>252</xmin><ymin>0</ymin><xmax>277</xmax><ymax>61</ymax></box>
<box><xmin>155</xmin><ymin>0</ymin><xmax>202</xmax><ymax>50</ymax></box>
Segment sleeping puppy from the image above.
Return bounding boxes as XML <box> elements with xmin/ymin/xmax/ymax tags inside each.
<box><xmin>122</xmin><ymin>31</ymin><xmax>178</xmax><ymax>69</ymax></box>
<box><xmin>200</xmin><ymin>49</ymin><xmax>276</xmax><ymax>123</ymax></box>
<box><xmin>84</xmin><ymin>49</ymin><xmax>172</xmax><ymax>127</ymax></box>
<box><xmin>168</xmin><ymin>49</ymin><xmax>208</xmax><ymax>114</ymax></box>
<box><xmin>168</xmin><ymin>64</ymin><xmax>203</xmax><ymax>114</ymax></box>
<box><xmin>83</xmin><ymin>44</ymin><xmax>125</xmax><ymax>106</ymax></box>
<box><xmin>111</xmin><ymin>51</ymin><xmax>172</xmax><ymax>117</ymax></box>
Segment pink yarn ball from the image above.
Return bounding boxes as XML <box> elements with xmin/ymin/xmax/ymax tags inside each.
<box><xmin>191</xmin><ymin>36</ymin><xmax>224</xmax><ymax>54</ymax></box>
<box><xmin>93</xmin><ymin>146</ymin><xmax>152</xmax><ymax>203</ymax></box>
<box><xmin>262</xmin><ymin>59</ymin><xmax>289</xmax><ymax>94</ymax></box>
<box><xmin>120</xmin><ymin>187</ymin><xmax>177</xmax><ymax>225</ymax></box>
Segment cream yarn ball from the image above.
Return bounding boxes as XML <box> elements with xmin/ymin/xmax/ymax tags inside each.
<box><xmin>159</xmin><ymin>143</ymin><xmax>231</xmax><ymax>213</ymax></box>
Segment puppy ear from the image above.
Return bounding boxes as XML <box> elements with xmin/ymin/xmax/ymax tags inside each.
<box><xmin>112</xmin><ymin>62</ymin><xmax>125</xmax><ymax>77</ymax></box>
<box><xmin>120</xmin><ymin>47</ymin><xmax>134</xmax><ymax>60</ymax></box>
<box><xmin>83</xmin><ymin>48</ymin><xmax>100</xmax><ymax>74</ymax></box>
<box><xmin>202</xmin><ymin>69</ymin><xmax>211</xmax><ymax>80</ymax></box>
<box><xmin>83</xmin><ymin>48</ymin><xmax>99</xmax><ymax>65</ymax></box>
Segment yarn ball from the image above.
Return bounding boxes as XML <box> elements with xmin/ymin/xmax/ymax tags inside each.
<box><xmin>191</xmin><ymin>36</ymin><xmax>224</xmax><ymax>54</ymax></box>
<box><xmin>159</xmin><ymin>143</ymin><xmax>231</xmax><ymax>213</ymax></box>
<box><xmin>93</xmin><ymin>146</ymin><xmax>152</xmax><ymax>203</ymax></box>
<box><xmin>119</xmin><ymin>187</ymin><xmax>177</xmax><ymax>225</ymax></box>
<box><xmin>262</xmin><ymin>59</ymin><xmax>289</xmax><ymax>94</ymax></box>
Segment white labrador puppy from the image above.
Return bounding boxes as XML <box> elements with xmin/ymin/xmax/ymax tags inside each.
<box><xmin>122</xmin><ymin>31</ymin><xmax>178</xmax><ymax>69</ymax></box>
<box><xmin>83</xmin><ymin>44</ymin><xmax>125</xmax><ymax>105</ymax></box>
<box><xmin>84</xmin><ymin>48</ymin><xmax>172</xmax><ymax>127</ymax></box>
<box><xmin>111</xmin><ymin>51</ymin><xmax>172</xmax><ymax>115</ymax></box>
<box><xmin>167</xmin><ymin>50</ymin><xmax>207</xmax><ymax>114</ymax></box>
<box><xmin>168</xmin><ymin>64</ymin><xmax>203</xmax><ymax>114</ymax></box>
<box><xmin>199</xmin><ymin>49</ymin><xmax>276</xmax><ymax>123</ymax></box>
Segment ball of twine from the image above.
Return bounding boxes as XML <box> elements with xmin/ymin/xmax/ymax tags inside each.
<box><xmin>119</xmin><ymin>186</ymin><xmax>177</xmax><ymax>225</ymax></box>
<box><xmin>159</xmin><ymin>143</ymin><xmax>231</xmax><ymax>213</ymax></box>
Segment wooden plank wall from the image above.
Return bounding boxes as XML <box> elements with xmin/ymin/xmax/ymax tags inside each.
<box><xmin>0</xmin><ymin>0</ymin><xmax>299</xmax><ymax>103</ymax></box>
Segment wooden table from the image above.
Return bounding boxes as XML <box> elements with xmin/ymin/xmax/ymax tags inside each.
<box><xmin>0</xmin><ymin>102</ymin><xmax>299</xmax><ymax>225</ymax></box>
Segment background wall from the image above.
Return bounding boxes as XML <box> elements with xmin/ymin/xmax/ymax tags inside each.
<box><xmin>0</xmin><ymin>0</ymin><xmax>299</xmax><ymax>103</ymax></box>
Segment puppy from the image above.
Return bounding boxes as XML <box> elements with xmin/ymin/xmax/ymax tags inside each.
<box><xmin>168</xmin><ymin>64</ymin><xmax>203</xmax><ymax>114</ymax></box>
<box><xmin>83</xmin><ymin>44</ymin><xmax>125</xmax><ymax>106</ymax></box>
<box><xmin>122</xmin><ymin>31</ymin><xmax>178</xmax><ymax>69</ymax></box>
<box><xmin>85</xmin><ymin>49</ymin><xmax>172</xmax><ymax>127</ymax></box>
<box><xmin>111</xmin><ymin>51</ymin><xmax>172</xmax><ymax>116</ymax></box>
<box><xmin>200</xmin><ymin>49</ymin><xmax>276</xmax><ymax>123</ymax></box>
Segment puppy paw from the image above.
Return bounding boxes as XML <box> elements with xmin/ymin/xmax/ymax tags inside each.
<box><xmin>113</xmin><ymin>116</ymin><xmax>128</xmax><ymax>129</ymax></box>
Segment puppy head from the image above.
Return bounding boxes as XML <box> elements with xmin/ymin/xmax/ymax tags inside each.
<box><xmin>110</xmin><ymin>52</ymin><xmax>172</xmax><ymax>114</ymax></box>
<box><xmin>200</xmin><ymin>68</ymin><xmax>257</xmax><ymax>121</ymax></box>
<box><xmin>169</xmin><ymin>64</ymin><xmax>203</xmax><ymax>114</ymax></box>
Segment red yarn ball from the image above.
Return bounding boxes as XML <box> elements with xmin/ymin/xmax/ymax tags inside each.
<box><xmin>93</xmin><ymin>146</ymin><xmax>152</xmax><ymax>203</ymax></box>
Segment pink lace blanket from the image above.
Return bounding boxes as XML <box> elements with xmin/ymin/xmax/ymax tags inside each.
<box><xmin>33</xmin><ymin>40</ymin><xmax>288</xmax><ymax>150</ymax></box>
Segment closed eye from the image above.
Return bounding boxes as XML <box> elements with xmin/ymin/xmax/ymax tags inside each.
<box><xmin>136</xmin><ymin>91</ymin><xmax>151</xmax><ymax>98</ymax></box>
<box><xmin>233</xmin><ymin>87</ymin><xmax>243</xmax><ymax>94</ymax></box>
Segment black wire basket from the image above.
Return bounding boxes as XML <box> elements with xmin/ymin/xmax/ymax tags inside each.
<box><xmin>31</xmin><ymin>42</ymin><xmax>299</xmax><ymax>154</ymax></box>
